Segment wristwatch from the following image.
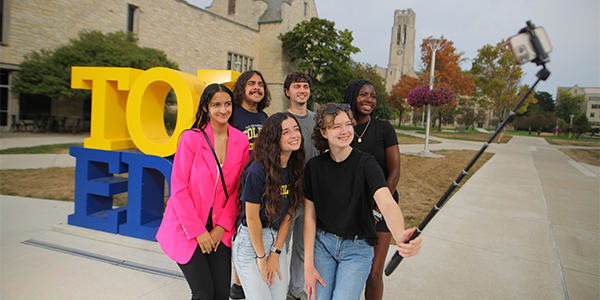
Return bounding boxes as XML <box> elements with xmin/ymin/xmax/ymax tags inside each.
<box><xmin>271</xmin><ymin>246</ymin><xmax>282</xmax><ymax>255</ymax></box>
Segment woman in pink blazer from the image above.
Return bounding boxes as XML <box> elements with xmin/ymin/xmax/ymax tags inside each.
<box><xmin>156</xmin><ymin>83</ymin><xmax>250</xmax><ymax>300</ymax></box>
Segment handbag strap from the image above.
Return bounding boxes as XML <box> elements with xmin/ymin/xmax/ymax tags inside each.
<box><xmin>200</xmin><ymin>128</ymin><xmax>230</xmax><ymax>207</ymax></box>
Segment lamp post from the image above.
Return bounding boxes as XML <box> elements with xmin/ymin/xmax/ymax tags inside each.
<box><xmin>569</xmin><ymin>115</ymin><xmax>574</xmax><ymax>138</ymax></box>
<box><xmin>423</xmin><ymin>37</ymin><xmax>442</xmax><ymax>152</ymax></box>
<box><xmin>555</xmin><ymin>119</ymin><xmax>559</xmax><ymax>136</ymax></box>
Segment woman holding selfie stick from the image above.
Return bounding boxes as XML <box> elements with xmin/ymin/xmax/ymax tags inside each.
<box><xmin>233</xmin><ymin>112</ymin><xmax>306</xmax><ymax>300</ymax></box>
<box><xmin>303</xmin><ymin>103</ymin><xmax>422</xmax><ymax>300</ymax></box>
<box><xmin>343</xmin><ymin>79</ymin><xmax>401</xmax><ymax>300</ymax></box>
<box><xmin>156</xmin><ymin>84</ymin><xmax>249</xmax><ymax>300</ymax></box>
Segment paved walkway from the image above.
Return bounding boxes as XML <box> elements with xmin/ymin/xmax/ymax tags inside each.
<box><xmin>0</xmin><ymin>132</ymin><xmax>598</xmax><ymax>299</ymax></box>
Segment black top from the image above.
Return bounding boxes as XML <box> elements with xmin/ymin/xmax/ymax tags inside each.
<box><xmin>351</xmin><ymin>117</ymin><xmax>398</xmax><ymax>178</ymax></box>
<box><xmin>304</xmin><ymin>149</ymin><xmax>387</xmax><ymax>246</ymax></box>
<box><xmin>240</xmin><ymin>161</ymin><xmax>290</xmax><ymax>230</ymax></box>
<box><xmin>232</xmin><ymin>105</ymin><xmax>268</xmax><ymax>152</ymax></box>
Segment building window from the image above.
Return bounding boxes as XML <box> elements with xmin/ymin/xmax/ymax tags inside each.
<box><xmin>0</xmin><ymin>0</ymin><xmax>9</xmax><ymax>45</ymax></box>
<box><xmin>396</xmin><ymin>25</ymin><xmax>401</xmax><ymax>45</ymax></box>
<box><xmin>592</xmin><ymin>104</ymin><xmax>599</xmax><ymax>109</ymax></box>
<box><xmin>227</xmin><ymin>53</ymin><xmax>252</xmax><ymax>72</ymax></box>
<box><xmin>402</xmin><ymin>25</ymin><xmax>407</xmax><ymax>44</ymax></box>
<box><xmin>0</xmin><ymin>69</ymin><xmax>9</xmax><ymax>126</ymax></box>
<box><xmin>304</xmin><ymin>2</ymin><xmax>307</xmax><ymax>16</ymax></box>
<box><xmin>127</xmin><ymin>4</ymin><xmax>139</xmax><ymax>33</ymax></box>
<box><xmin>590</xmin><ymin>97</ymin><xmax>600</xmax><ymax>101</ymax></box>
<box><xmin>228</xmin><ymin>0</ymin><xmax>235</xmax><ymax>15</ymax></box>
<box><xmin>591</xmin><ymin>113</ymin><xmax>595</xmax><ymax>118</ymax></box>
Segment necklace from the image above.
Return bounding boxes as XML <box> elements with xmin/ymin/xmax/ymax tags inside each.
<box><xmin>354</xmin><ymin>116</ymin><xmax>371</xmax><ymax>143</ymax></box>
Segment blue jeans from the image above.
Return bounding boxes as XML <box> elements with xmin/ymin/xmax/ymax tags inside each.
<box><xmin>233</xmin><ymin>225</ymin><xmax>288</xmax><ymax>300</ymax></box>
<box><xmin>313</xmin><ymin>229</ymin><xmax>374</xmax><ymax>300</ymax></box>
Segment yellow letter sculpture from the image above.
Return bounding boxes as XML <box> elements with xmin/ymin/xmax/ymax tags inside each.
<box><xmin>71</xmin><ymin>67</ymin><xmax>143</xmax><ymax>150</ymax></box>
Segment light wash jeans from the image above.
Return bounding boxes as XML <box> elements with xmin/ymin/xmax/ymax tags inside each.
<box><xmin>312</xmin><ymin>228</ymin><xmax>374</xmax><ymax>300</ymax></box>
<box><xmin>285</xmin><ymin>208</ymin><xmax>305</xmax><ymax>295</ymax></box>
<box><xmin>233</xmin><ymin>225</ymin><xmax>288</xmax><ymax>300</ymax></box>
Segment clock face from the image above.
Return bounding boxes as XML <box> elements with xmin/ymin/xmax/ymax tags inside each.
<box><xmin>397</xmin><ymin>49</ymin><xmax>403</xmax><ymax>55</ymax></box>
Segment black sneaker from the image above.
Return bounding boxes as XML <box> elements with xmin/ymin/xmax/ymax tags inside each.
<box><xmin>230</xmin><ymin>283</ymin><xmax>245</xmax><ymax>299</ymax></box>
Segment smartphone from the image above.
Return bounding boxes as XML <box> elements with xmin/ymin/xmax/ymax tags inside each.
<box><xmin>508</xmin><ymin>27</ymin><xmax>552</xmax><ymax>65</ymax></box>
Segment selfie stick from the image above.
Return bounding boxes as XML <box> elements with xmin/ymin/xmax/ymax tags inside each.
<box><xmin>384</xmin><ymin>21</ymin><xmax>551</xmax><ymax>276</ymax></box>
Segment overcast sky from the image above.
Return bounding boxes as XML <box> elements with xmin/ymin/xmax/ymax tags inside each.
<box><xmin>187</xmin><ymin>0</ymin><xmax>600</xmax><ymax>98</ymax></box>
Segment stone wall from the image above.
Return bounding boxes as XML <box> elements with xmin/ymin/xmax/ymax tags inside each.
<box><xmin>2</xmin><ymin>0</ymin><xmax>320</xmax><ymax>130</ymax></box>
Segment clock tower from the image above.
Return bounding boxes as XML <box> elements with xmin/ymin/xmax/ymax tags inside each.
<box><xmin>385</xmin><ymin>9</ymin><xmax>417</xmax><ymax>92</ymax></box>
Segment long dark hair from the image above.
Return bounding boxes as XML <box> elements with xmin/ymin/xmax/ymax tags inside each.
<box><xmin>343</xmin><ymin>79</ymin><xmax>375</xmax><ymax>117</ymax></box>
<box><xmin>232</xmin><ymin>70</ymin><xmax>271</xmax><ymax>112</ymax></box>
<box><xmin>238</xmin><ymin>112</ymin><xmax>305</xmax><ymax>222</ymax></box>
<box><xmin>191</xmin><ymin>83</ymin><xmax>234</xmax><ymax>129</ymax></box>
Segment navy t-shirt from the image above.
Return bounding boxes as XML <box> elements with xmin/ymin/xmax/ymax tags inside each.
<box><xmin>240</xmin><ymin>161</ymin><xmax>290</xmax><ymax>230</ymax></box>
<box><xmin>232</xmin><ymin>105</ymin><xmax>268</xmax><ymax>152</ymax></box>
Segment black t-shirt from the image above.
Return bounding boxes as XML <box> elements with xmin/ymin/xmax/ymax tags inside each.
<box><xmin>304</xmin><ymin>149</ymin><xmax>387</xmax><ymax>246</ymax></box>
<box><xmin>240</xmin><ymin>161</ymin><xmax>290</xmax><ymax>230</ymax></box>
<box><xmin>351</xmin><ymin>118</ymin><xmax>398</xmax><ymax>179</ymax></box>
<box><xmin>232</xmin><ymin>105</ymin><xmax>268</xmax><ymax>152</ymax></box>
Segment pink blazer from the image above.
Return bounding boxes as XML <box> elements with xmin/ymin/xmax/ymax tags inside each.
<box><xmin>156</xmin><ymin>124</ymin><xmax>249</xmax><ymax>264</ymax></box>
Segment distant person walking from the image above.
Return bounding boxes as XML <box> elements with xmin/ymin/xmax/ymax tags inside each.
<box><xmin>497</xmin><ymin>123</ymin><xmax>505</xmax><ymax>144</ymax></box>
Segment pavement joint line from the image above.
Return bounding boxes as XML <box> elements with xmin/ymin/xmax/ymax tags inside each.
<box><xmin>567</xmin><ymin>160</ymin><xmax>598</xmax><ymax>177</ymax></box>
<box><xmin>532</xmin><ymin>152</ymin><xmax>570</xmax><ymax>300</ymax></box>
<box><xmin>21</xmin><ymin>238</ymin><xmax>185</xmax><ymax>280</ymax></box>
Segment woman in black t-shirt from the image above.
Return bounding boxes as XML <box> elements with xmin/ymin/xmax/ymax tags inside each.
<box><xmin>232</xmin><ymin>112</ymin><xmax>305</xmax><ymax>300</ymax></box>
<box><xmin>343</xmin><ymin>79</ymin><xmax>401</xmax><ymax>300</ymax></box>
<box><xmin>303</xmin><ymin>103</ymin><xmax>421</xmax><ymax>300</ymax></box>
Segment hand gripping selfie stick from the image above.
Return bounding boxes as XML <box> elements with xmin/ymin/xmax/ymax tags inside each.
<box><xmin>385</xmin><ymin>21</ymin><xmax>552</xmax><ymax>276</ymax></box>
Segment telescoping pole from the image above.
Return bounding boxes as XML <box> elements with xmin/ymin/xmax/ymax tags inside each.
<box><xmin>384</xmin><ymin>66</ymin><xmax>551</xmax><ymax>276</ymax></box>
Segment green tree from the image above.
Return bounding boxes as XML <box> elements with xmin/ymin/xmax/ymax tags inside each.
<box><xmin>470</xmin><ymin>40</ymin><xmax>536</xmax><ymax>120</ymax></box>
<box><xmin>279</xmin><ymin>17</ymin><xmax>360</xmax><ymax>105</ymax></box>
<box><xmin>572</xmin><ymin>113</ymin><xmax>591</xmax><ymax>139</ymax></box>
<box><xmin>13</xmin><ymin>30</ymin><xmax>179</xmax><ymax>100</ymax></box>
<box><xmin>349</xmin><ymin>61</ymin><xmax>397</xmax><ymax>121</ymax></box>
<box><xmin>534</xmin><ymin>91</ymin><xmax>554</xmax><ymax>112</ymax></box>
<box><xmin>555</xmin><ymin>89</ymin><xmax>585</xmax><ymax>122</ymax></box>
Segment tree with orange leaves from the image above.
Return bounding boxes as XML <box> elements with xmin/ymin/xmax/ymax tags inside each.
<box><xmin>386</xmin><ymin>74</ymin><xmax>423</xmax><ymax>124</ymax></box>
<box><xmin>389</xmin><ymin>36</ymin><xmax>474</xmax><ymax>129</ymax></box>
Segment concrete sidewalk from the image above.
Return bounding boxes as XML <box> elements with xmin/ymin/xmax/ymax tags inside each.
<box><xmin>0</xmin><ymin>133</ymin><xmax>598</xmax><ymax>299</ymax></box>
<box><xmin>0</xmin><ymin>132</ymin><xmax>87</xmax><ymax>170</ymax></box>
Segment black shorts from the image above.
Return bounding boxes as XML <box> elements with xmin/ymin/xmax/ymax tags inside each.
<box><xmin>375</xmin><ymin>189</ymin><xmax>399</xmax><ymax>233</ymax></box>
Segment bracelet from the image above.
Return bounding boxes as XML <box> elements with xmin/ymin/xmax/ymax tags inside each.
<box><xmin>373</xmin><ymin>209</ymin><xmax>383</xmax><ymax>221</ymax></box>
<box><xmin>256</xmin><ymin>253</ymin><xmax>266</xmax><ymax>259</ymax></box>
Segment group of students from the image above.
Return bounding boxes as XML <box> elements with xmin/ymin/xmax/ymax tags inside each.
<box><xmin>155</xmin><ymin>70</ymin><xmax>423</xmax><ymax>300</ymax></box>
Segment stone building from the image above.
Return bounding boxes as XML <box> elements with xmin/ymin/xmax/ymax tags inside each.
<box><xmin>557</xmin><ymin>85</ymin><xmax>600</xmax><ymax>128</ymax></box>
<box><xmin>374</xmin><ymin>9</ymin><xmax>417</xmax><ymax>93</ymax></box>
<box><xmin>0</xmin><ymin>0</ymin><xmax>317</xmax><ymax>131</ymax></box>
<box><xmin>384</xmin><ymin>9</ymin><xmax>417</xmax><ymax>92</ymax></box>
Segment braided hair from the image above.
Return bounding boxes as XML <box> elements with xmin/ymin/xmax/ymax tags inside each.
<box><xmin>343</xmin><ymin>79</ymin><xmax>375</xmax><ymax>117</ymax></box>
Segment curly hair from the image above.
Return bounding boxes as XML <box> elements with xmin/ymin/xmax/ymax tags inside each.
<box><xmin>190</xmin><ymin>83</ymin><xmax>234</xmax><ymax>130</ymax></box>
<box><xmin>232</xmin><ymin>70</ymin><xmax>271</xmax><ymax>112</ymax></box>
<box><xmin>343</xmin><ymin>79</ymin><xmax>375</xmax><ymax>117</ymax></box>
<box><xmin>283</xmin><ymin>71</ymin><xmax>312</xmax><ymax>99</ymax></box>
<box><xmin>238</xmin><ymin>112</ymin><xmax>305</xmax><ymax>223</ymax></box>
<box><xmin>312</xmin><ymin>103</ymin><xmax>356</xmax><ymax>152</ymax></box>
